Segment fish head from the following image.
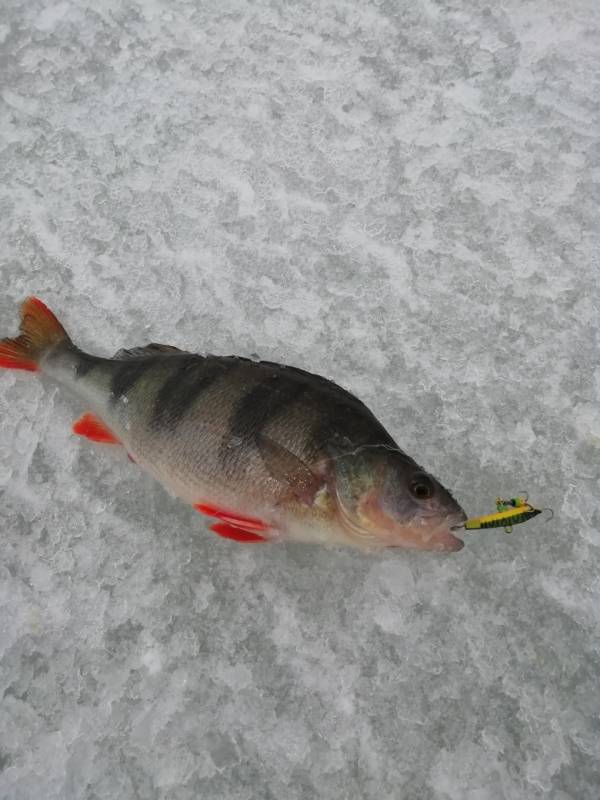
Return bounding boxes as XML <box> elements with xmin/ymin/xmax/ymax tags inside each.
<box><xmin>331</xmin><ymin>446</ymin><xmax>466</xmax><ymax>551</ymax></box>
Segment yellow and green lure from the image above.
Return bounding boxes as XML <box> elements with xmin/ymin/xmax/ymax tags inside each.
<box><xmin>462</xmin><ymin>495</ymin><xmax>546</xmax><ymax>534</ymax></box>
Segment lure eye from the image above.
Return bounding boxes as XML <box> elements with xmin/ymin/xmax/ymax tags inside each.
<box><xmin>409</xmin><ymin>475</ymin><xmax>434</xmax><ymax>500</ymax></box>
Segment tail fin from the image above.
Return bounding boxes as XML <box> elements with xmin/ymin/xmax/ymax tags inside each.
<box><xmin>0</xmin><ymin>297</ymin><xmax>70</xmax><ymax>372</ymax></box>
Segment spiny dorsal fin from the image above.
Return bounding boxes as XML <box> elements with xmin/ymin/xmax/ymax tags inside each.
<box><xmin>113</xmin><ymin>343</ymin><xmax>187</xmax><ymax>359</ymax></box>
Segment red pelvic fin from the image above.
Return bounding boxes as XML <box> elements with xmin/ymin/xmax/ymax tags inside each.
<box><xmin>73</xmin><ymin>412</ymin><xmax>121</xmax><ymax>445</ymax></box>
<box><xmin>209</xmin><ymin>522</ymin><xmax>266</xmax><ymax>543</ymax></box>
<box><xmin>0</xmin><ymin>297</ymin><xmax>69</xmax><ymax>372</ymax></box>
<box><xmin>194</xmin><ymin>503</ymin><xmax>269</xmax><ymax>532</ymax></box>
<box><xmin>194</xmin><ymin>502</ymin><xmax>270</xmax><ymax>543</ymax></box>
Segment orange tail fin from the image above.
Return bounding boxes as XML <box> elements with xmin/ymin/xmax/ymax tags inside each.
<box><xmin>0</xmin><ymin>297</ymin><xmax>69</xmax><ymax>372</ymax></box>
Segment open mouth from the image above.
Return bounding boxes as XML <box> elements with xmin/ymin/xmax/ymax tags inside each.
<box><xmin>421</xmin><ymin>512</ymin><xmax>466</xmax><ymax>551</ymax></box>
<box><xmin>449</xmin><ymin>511</ymin><xmax>468</xmax><ymax>531</ymax></box>
<box><xmin>442</xmin><ymin>511</ymin><xmax>467</xmax><ymax>551</ymax></box>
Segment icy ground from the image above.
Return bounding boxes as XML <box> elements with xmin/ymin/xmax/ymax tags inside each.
<box><xmin>1</xmin><ymin>1</ymin><xmax>600</xmax><ymax>798</ymax></box>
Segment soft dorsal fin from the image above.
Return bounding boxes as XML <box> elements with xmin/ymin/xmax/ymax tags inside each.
<box><xmin>113</xmin><ymin>343</ymin><xmax>187</xmax><ymax>359</ymax></box>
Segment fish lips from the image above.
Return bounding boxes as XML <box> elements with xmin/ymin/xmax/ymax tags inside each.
<box><xmin>429</xmin><ymin>512</ymin><xmax>466</xmax><ymax>553</ymax></box>
<box><xmin>448</xmin><ymin>510</ymin><xmax>468</xmax><ymax>531</ymax></box>
<box><xmin>449</xmin><ymin>510</ymin><xmax>468</xmax><ymax>547</ymax></box>
<box><xmin>428</xmin><ymin>511</ymin><xmax>467</xmax><ymax>552</ymax></box>
<box><xmin>435</xmin><ymin>527</ymin><xmax>465</xmax><ymax>552</ymax></box>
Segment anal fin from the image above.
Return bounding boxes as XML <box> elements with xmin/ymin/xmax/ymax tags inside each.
<box><xmin>73</xmin><ymin>412</ymin><xmax>121</xmax><ymax>445</ymax></box>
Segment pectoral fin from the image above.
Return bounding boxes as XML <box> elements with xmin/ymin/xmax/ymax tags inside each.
<box><xmin>256</xmin><ymin>434</ymin><xmax>323</xmax><ymax>505</ymax></box>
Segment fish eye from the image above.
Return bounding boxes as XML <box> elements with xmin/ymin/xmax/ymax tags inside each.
<box><xmin>409</xmin><ymin>475</ymin><xmax>434</xmax><ymax>500</ymax></box>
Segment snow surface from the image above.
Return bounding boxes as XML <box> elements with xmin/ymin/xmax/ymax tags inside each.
<box><xmin>1</xmin><ymin>1</ymin><xmax>600</xmax><ymax>798</ymax></box>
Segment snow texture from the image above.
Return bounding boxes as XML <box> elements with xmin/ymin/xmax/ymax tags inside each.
<box><xmin>1</xmin><ymin>1</ymin><xmax>599</xmax><ymax>798</ymax></box>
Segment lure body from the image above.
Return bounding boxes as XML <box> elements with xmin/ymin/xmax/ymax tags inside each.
<box><xmin>463</xmin><ymin>506</ymin><xmax>542</xmax><ymax>530</ymax></box>
<box><xmin>0</xmin><ymin>297</ymin><xmax>466</xmax><ymax>551</ymax></box>
<box><xmin>462</xmin><ymin>494</ymin><xmax>543</xmax><ymax>533</ymax></box>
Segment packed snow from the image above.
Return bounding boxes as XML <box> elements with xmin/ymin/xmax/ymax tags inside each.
<box><xmin>1</xmin><ymin>1</ymin><xmax>599</xmax><ymax>798</ymax></box>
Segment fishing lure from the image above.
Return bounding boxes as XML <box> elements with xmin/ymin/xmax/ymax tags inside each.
<box><xmin>460</xmin><ymin>494</ymin><xmax>548</xmax><ymax>534</ymax></box>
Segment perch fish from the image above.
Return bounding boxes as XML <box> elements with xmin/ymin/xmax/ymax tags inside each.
<box><xmin>0</xmin><ymin>297</ymin><xmax>466</xmax><ymax>551</ymax></box>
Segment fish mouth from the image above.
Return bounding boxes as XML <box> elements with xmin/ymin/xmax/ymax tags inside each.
<box><xmin>337</xmin><ymin>504</ymin><xmax>467</xmax><ymax>552</ymax></box>
<box><xmin>433</xmin><ymin>526</ymin><xmax>464</xmax><ymax>551</ymax></box>
<box><xmin>449</xmin><ymin>510</ymin><xmax>468</xmax><ymax>531</ymax></box>
<box><xmin>431</xmin><ymin>511</ymin><xmax>467</xmax><ymax>552</ymax></box>
<box><xmin>443</xmin><ymin>531</ymin><xmax>464</xmax><ymax>551</ymax></box>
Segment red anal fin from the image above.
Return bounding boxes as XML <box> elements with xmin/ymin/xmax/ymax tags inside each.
<box><xmin>194</xmin><ymin>502</ymin><xmax>269</xmax><ymax>532</ymax></box>
<box><xmin>210</xmin><ymin>522</ymin><xmax>266</xmax><ymax>543</ymax></box>
<box><xmin>73</xmin><ymin>412</ymin><xmax>121</xmax><ymax>445</ymax></box>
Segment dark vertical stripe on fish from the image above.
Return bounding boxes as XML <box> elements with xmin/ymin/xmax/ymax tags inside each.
<box><xmin>151</xmin><ymin>356</ymin><xmax>225</xmax><ymax>430</ymax></box>
<box><xmin>229</xmin><ymin>372</ymin><xmax>307</xmax><ymax>443</ymax></box>
<box><xmin>218</xmin><ymin>370</ymin><xmax>308</xmax><ymax>476</ymax></box>
<box><xmin>310</xmin><ymin>399</ymin><xmax>396</xmax><ymax>455</ymax></box>
<box><xmin>110</xmin><ymin>358</ymin><xmax>156</xmax><ymax>403</ymax></box>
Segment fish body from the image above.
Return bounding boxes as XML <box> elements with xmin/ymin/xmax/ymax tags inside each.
<box><xmin>1</xmin><ymin>298</ymin><xmax>466</xmax><ymax>551</ymax></box>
